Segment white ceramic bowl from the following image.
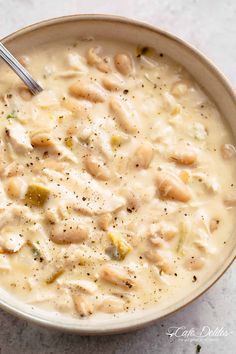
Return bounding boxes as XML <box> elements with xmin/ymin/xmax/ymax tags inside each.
<box><xmin>0</xmin><ymin>14</ymin><xmax>235</xmax><ymax>335</ymax></box>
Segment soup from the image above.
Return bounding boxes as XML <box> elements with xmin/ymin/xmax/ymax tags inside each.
<box><xmin>0</xmin><ymin>38</ymin><xmax>235</xmax><ymax>318</ymax></box>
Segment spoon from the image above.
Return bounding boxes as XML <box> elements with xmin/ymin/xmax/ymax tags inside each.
<box><xmin>0</xmin><ymin>42</ymin><xmax>43</xmax><ymax>95</ymax></box>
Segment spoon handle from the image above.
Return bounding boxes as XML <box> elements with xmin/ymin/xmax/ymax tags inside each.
<box><xmin>0</xmin><ymin>42</ymin><xmax>43</xmax><ymax>95</ymax></box>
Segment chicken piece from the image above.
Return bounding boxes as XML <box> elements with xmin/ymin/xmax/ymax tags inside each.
<box><xmin>97</xmin><ymin>295</ymin><xmax>125</xmax><ymax>313</ymax></box>
<box><xmin>100</xmin><ymin>264</ymin><xmax>136</xmax><ymax>289</ymax></box>
<box><xmin>73</xmin><ymin>294</ymin><xmax>94</xmax><ymax>317</ymax></box>
<box><xmin>6</xmin><ymin>177</ymin><xmax>27</xmax><ymax>199</ymax></box>
<box><xmin>61</xmin><ymin>279</ymin><xmax>97</xmax><ymax>294</ymax></box>
<box><xmin>145</xmin><ymin>249</ymin><xmax>175</xmax><ymax>275</ymax></box>
<box><xmin>0</xmin><ymin>254</ymin><xmax>11</xmax><ymax>270</ymax></box>
<box><xmin>2</xmin><ymin>161</ymin><xmax>24</xmax><ymax>177</ymax></box>
<box><xmin>35</xmin><ymin>90</ymin><xmax>59</xmax><ymax>108</ymax></box>
<box><xmin>149</xmin><ymin>222</ymin><xmax>178</xmax><ymax>241</ymax></box>
<box><xmin>5</xmin><ymin>123</ymin><xmax>32</xmax><ymax>153</ymax></box>
<box><xmin>66</xmin><ymin>53</ymin><xmax>88</xmax><ymax>71</ymax></box>
<box><xmin>72</xmin><ymin>175</ymin><xmax>126</xmax><ymax>215</ymax></box>
<box><xmin>0</xmin><ymin>231</ymin><xmax>25</xmax><ymax>254</ymax></box>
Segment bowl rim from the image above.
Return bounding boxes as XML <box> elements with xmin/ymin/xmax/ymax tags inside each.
<box><xmin>0</xmin><ymin>14</ymin><xmax>235</xmax><ymax>335</ymax></box>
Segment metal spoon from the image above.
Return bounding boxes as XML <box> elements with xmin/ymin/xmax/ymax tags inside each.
<box><xmin>0</xmin><ymin>42</ymin><xmax>43</xmax><ymax>95</ymax></box>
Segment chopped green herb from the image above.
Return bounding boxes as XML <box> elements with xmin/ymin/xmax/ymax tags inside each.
<box><xmin>27</xmin><ymin>241</ymin><xmax>44</xmax><ymax>262</ymax></box>
<box><xmin>32</xmin><ymin>246</ymin><xmax>40</xmax><ymax>258</ymax></box>
<box><xmin>6</xmin><ymin>110</ymin><xmax>17</xmax><ymax>119</ymax></box>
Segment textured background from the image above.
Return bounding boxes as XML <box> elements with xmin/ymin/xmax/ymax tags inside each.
<box><xmin>0</xmin><ymin>1</ymin><xmax>235</xmax><ymax>353</ymax></box>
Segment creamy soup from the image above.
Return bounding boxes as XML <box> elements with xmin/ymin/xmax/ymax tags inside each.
<box><xmin>0</xmin><ymin>38</ymin><xmax>235</xmax><ymax>319</ymax></box>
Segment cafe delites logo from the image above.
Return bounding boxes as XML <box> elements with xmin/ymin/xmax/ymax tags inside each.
<box><xmin>166</xmin><ymin>326</ymin><xmax>233</xmax><ymax>342</ymax></box>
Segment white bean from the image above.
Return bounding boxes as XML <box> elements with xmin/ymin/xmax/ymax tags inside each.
<box><xmin>31</xmin><ymin>132</ymin><xmax>54</xmax><ymax>148</ymax></box>
<box><xmin>135</xmin><ymin>141</ymin><xmax>154</xmax><ymax>168</ymax></box>
<box><xmin>156</xmin><ymin>170</ymin><xmax>191</xmax><ymax>202</ymax></box>
<box><xmin>69</xmin><ymin>81</ymin><xmax>107</xmax><ymax>103</ymax></box>
<box><xmin>84</xmin><ymin>155</ymin><xmax>111</xmax><ymax>181</ymax></box>
<box><xmin>109</xmin><ymin>97</ymin><xmax>139</xmax><ymax>133</ymax></box>
<box><xmin>170</xmin><ymin>148</ymin><xmax>198</xmax><ymax>166</ymax></box>
<box><xmin>102</xmin><ymin>76</ymin><xmax>124</xmax><ymax>91</ymax></box>
<box><xmin>50</xmin><ymin>219</ymin><xmax>88</xmax><ymax>244</ymax></box>
<box><xmin>114</xmin><ymin>53</ymin><xmax>134</xmax><ymax>76</ymax></box>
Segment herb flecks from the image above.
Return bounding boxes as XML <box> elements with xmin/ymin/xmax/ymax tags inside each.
<box><xmin>6</xmin><ymin>110</ymin><xmax>17</xmax><ymax>119</ymax></box>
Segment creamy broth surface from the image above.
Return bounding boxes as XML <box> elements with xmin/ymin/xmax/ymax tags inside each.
<box><xmin>0</xmin><ymin>38</ymin><xmax>235</xmax><ymax>319</ymax></box>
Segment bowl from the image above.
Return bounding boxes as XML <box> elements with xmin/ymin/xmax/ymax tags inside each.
<box><xmin>0</xmin><ymin>14</ymin><xmax>235</xmax><ymax>335</ymax></box>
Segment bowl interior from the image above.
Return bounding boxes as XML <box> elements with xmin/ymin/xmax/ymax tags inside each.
<box><xmin>1</xmin><ymin>15</ymin><xmax>236</xmax><ymax>334</ymax></box>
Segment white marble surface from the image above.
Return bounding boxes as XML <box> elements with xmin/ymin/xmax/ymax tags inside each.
<box><xmin>0</xmin><ymin>1</ymin><xmax>235</xmax><ymax>353</ymax></box>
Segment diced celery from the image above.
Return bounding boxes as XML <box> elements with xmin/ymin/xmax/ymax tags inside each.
<box><xmin>25</xmin><ymin>184</ymin><xmax>50</xmax><ymax>207</ymax></box>
<box><xmin>108</xmin><ymin>232</ymin><xmax>132</xmax><ymax>260</ymax></box>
